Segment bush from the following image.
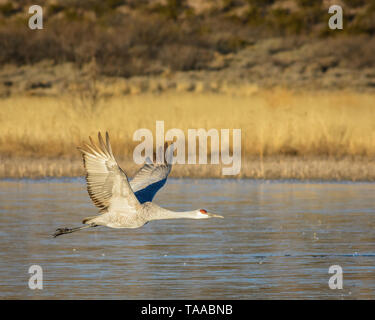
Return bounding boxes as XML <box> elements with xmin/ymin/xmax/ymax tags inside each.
<box><xmin>0</xmin><ymin>0</ymin><xmax>373</xmax><ymax>76</ymax></box>
<box><xmin>0</xmin><ymin>2</ymin><xmax>18</xmax><ymax>17</ymax></box>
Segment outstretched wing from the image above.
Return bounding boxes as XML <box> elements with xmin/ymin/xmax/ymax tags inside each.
<box><xmin>130</xmin><ymin>143</ymin><xmax>174</xmax><ymax>204</ymax></box>
<box><xmin>78</xmin><ymin>132</ymin><xmax>140</xmax><ymax>213</ymax></box>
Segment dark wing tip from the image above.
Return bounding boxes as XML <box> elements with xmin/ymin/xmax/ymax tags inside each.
<box><xmin>98</xmin><ymin>131</ymin><xmax>104</xmax><ymax>145</ymax></box>
<box><xmin>105</xmin><ymin>131</ymin><xmax>113</xmax><ymax>155</ymax></box>
<box><xmin>89</xmin><ymin>135</ymin><xmax>94</xmax><ymax>145</ymax></box>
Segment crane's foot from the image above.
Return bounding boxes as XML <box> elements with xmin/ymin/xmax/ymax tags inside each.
<box><xmin>53</xmin><ymin>227</ymin><xmax>73</xmax><ymax>237</ymax></box>
<box><xmin>53</xmin><ymin>224</ymin><xmax>97</xmax><ymax>238</ymax></box>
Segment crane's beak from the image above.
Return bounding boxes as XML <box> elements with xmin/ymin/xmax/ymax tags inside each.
<box><xmin>207</xmin><ymin>212</ymin><xmax>224</xmax><ymax>219</ymax></box>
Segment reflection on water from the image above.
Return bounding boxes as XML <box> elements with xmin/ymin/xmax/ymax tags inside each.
<box><xmin>0</xmin><ymin>178</ymin><xmax>374</xmax><ymax>299</ymax></box>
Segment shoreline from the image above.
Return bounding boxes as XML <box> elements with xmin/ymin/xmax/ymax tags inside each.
<box><xmin>1</xmin><ymin>156</ymin><xmax>374</xmax><ymax>181</ymax></box>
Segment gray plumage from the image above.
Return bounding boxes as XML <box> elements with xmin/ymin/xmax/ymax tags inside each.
<box><xmin>53</xmin><ymin>132</ymin><xmax>223</xmax><ymax>237</ymax></box>
<box><xmin>130</xmin><ymin>142</ymin><xmax>173</xmax><ymax>203</ymax></box>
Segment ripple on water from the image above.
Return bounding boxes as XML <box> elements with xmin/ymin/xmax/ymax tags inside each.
<box><xmin>0</xmin><ymin>178</ymin><xmax>374</xmax><ymax>299</ymax></box>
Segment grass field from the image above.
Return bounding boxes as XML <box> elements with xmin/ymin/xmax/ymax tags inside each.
<box><xmin>0</xmin><ymin>88</ymin><xmax>374</xmax><ymax>180</ymax></box>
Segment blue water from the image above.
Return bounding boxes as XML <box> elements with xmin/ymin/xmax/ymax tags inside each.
<box><xmin>0</xmin><ymin>178</ymin><xmax>374</xmax><ymax>299</ymax></box>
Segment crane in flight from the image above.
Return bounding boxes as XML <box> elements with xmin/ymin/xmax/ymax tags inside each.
<box><xmin>53</xmin><ymin>132</ymin><xmax>223</xmax><ymax>237</ymax></box>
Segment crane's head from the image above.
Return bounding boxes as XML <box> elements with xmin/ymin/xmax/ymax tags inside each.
<box><xmin>196</xmin><ymin>209</ymin><xmax>224</xmax><ymax>219</ymax></box>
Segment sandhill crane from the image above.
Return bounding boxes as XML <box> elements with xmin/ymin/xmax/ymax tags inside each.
<box><xmin>53</xmin><ymin>132</ymin><xmax>223</xmax><ymax>237</ymax></box>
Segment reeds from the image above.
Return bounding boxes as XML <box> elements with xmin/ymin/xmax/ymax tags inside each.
<box><xmin>0</xmin><ymin>88</ymin><xmax>374</xmax><ymax>180</ymax></box>
<box><xmin>0</xmin><ymin>157</ymin><xmax>374</xmax><ymax>181</ymax></box>
<box><xmin>1</xmin><ymin>89</ymin><xmax>374</xmax><ymax>157</ymax></box>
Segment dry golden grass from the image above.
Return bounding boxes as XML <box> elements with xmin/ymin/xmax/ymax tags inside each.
<box><xmin>1</xmin><ymin>88</ymin><xmax>374</xmax><ymax>157</ymax></box>
<box><xmin>0</xmin><ymin>88</ymin><xmax>374</xmax><ymax>180</ymax></box>
<box><xmin>1</xmin><ymin>157</ymin><xmax>374</xmax><ymax>181</ymax></box>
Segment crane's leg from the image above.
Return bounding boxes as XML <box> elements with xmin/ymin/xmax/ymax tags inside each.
<box><xmin>53</xmin><ymin>223</ymin><xmax>97</xmax><ymax>238</ymax></box>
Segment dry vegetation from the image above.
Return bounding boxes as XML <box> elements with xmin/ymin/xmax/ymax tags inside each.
<box><xmin>1</xmin><ymin>0</ymin><xmax>375</xmax><ymax>79</ymax></box>
<box><xmin>0</xmin><ymin>89</ymin><xmax>374</xmax><ymax>180</ymax></box>
<box><xmin>2</xmin><ymin>35</ymin><xmax>375</xmax><ymax>98</ymax></box>
<box><xmin>1</xmin><ymin>157</ymin><xmax>374</xmax><ymax>181</ymax></box>
<box><xmin>0</xmin><ymin>0</ymin><xmax>374</xmax><ymax>180</ymax></box>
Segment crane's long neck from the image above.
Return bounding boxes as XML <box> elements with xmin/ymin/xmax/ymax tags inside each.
<box><xmin>147</xmin><ymin>207</ymin><xmax>198</xmax><ymax>221</ymax></box>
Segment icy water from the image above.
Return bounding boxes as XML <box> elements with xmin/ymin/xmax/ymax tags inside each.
<box><xmin>0</xmin><ymin>178</ymin><xmax>374</xmax><ymax>299</ymax></box>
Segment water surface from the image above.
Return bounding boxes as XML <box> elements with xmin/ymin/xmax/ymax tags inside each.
<box><xmin>0</xmin><ymin>178</ymin><xmax>374</xmax><ymax>299</ymax></box>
